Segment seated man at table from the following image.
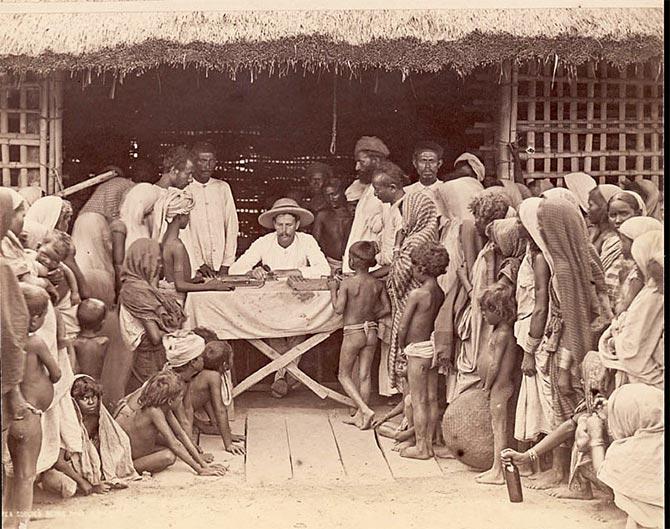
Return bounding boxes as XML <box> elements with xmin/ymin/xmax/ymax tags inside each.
<box><xmin>229</xmin><ymin>197</ymin><xmax>331</xmax><ymax>397</ymax></box>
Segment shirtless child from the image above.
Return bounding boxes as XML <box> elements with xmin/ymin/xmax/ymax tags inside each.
<box><xmin>114</xmin><ymin>371</ymin><xmax>227</xmax><ymax>477</ymax></box>
<box><xmin>475</xmin><ymin>282</ymin><xmax>522</xmax><ymax>485</ymax></box>
<box><xmin>312</xmin><ymin>178</ymin><xmax>353</xmax><ymax>273</ymax></box>
<box><xmin>73</xmin><ymin>298</ymin><xmax>109</xmax><ymax>380</ymax></box>
<box><xmin>161</xmin><ymin>210</ymin><xmax>233</xmax><ymax>297</ymax></box>
<box><xmin>5</xmin><ymin>284</ymin><xmax>61</xmax><ymax>529</ymax></box>
<box><xmin>397</xmin><ymin>242</ymin><xmax>449</xmax><ymax>460</ymax></box>
<box><xmin>34</xmin><ymin>230</ymin><xmax>81</xmax><ymax>306</ymax></box>
<box><xmin>328</xmin><ymin>241</ymin><xmax>390</xmax><ymax>429</ymax></box>
<box><xmin>183</xmin><ymin>340</ymin><xmax>245</xmax><ymax>455</ymax></box>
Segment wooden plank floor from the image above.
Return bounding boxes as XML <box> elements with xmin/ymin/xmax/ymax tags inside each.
<box><xmin>243</xmin><ymin>408</ymin><xmax>447</xmax><ymax>484</ymax></box>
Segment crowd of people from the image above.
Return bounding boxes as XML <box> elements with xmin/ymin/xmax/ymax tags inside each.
<box><xmin>0</xmin><ymin>136</ymin><xmax>664</xmax><ymax>529</ymax></box>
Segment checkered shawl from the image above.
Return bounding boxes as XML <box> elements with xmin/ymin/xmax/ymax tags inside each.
<box><xmin>387</xmin><ymin>192</ymin><xmax>439</xmax><ymax>389</ymax></box>
<box><xmin>537</xmin><ymin>198</ymin><xmax>605</xmax><ymax>366</ymax></box>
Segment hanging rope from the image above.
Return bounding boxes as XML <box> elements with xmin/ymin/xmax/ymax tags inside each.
<box><xmin>329</xmin><ymin>72</ymin><xmax>338</xmax><ymax>155</ymax></box>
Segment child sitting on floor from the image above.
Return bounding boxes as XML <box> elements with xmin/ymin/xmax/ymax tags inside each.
<box><xmin>328</xmin><ymin>241</ymin><xmax>391</xmax><ymax>430</ymax></box>
<box><xmin>475</xmin><ymin>282</ymin><xmax>522</xmax><ymax>485</ymax></box>
<box><xmin>73</xmin><ymin>299</ymin><xmax>109</xmax><ymax>380</ymax></box>
<box><xmin>397</xmin><ymin>242</ymin><xmax>449</xmax><ymax>460</ymax></box>
<box><xmin>183</xmin><ymin>339</ymin><xmax>245</xmax><ymax>455</ymax></box>
<box><xmin>5</xmin><ymin>284</ymin><xmax>61</xmax><ymax>529</ymax></box>
<box><xmin>114</xmin><ymin>371</ymin><xmax>227</xmax><ymax>477</ymax></box>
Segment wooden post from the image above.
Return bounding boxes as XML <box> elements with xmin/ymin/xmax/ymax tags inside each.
<box><xmin>635</xmin><ymin>63</ymin><xmax>645</xmax><ymax>181</ymax></box>
<box><xmin>598</xmin><ymin>63</ymin><xmax>608</xmax><ymax>184</ymax></box>
<box><xmin>48</xmin><ymin>76</ymin><xmax>56</xmax><ymax>194</ymax></box>
<box><xmin>584</xmin><ymin>62</ymin><xmax>595</xmax><ymax>176</ymax></box>
<box><xmin>39</xmin><ymin>80</ymin><xmax>48</xmax><ymax>191</ymax></box>
<box><xmin>650</xmin><ymin>68</ymin><xmax>660</xmax><ymax>187</ymax></box>
<box><xmin>19</xmin><ymin>87</ymin><xmax>27</xmax><ymax>187</ymax></box>
<box><xmin>1</xmin><ymin>87</ymin><xmax>9</xmax><ymax>186</ymax></box>
<box><xmin>509</xmin><ymin>63</ymin><xmax>518</xmax><ymax>182</ymax></box>
<box><xmin>543</xmin><ymin>62</ymin><xmax>551</xmax><ymax>177</ymax></box>
<box><xmin>54</xmin><ymin>71</ymin><xmax>63</xmax><ymax>192</ymax></box>
<box><xmin>569</xmin><ymin>74</ymin><xmax>579</xmax><ymax>173</ymax></box>
<box><xmin>526</xmin><ymin>62</ymin><xmax>537</xmax><ymax>176</ymax></box>
<box><xmin>496</xmin><ymin>59</ymin><xmax>512</xmax><ymax>180</ymax></box>
<box><xmin>556</xmin><ymin>66</ymin><xmax>564</xmax><ymax>183</ymax></box>
<box><xmin>618</xmin><ymin>68</ymin><xmax>627</xmax><ymax>185</ymax></box>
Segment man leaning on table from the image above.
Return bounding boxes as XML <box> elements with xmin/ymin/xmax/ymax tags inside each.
<box><xmin>228</xmin><ymin>197</ymin><xmax>330</xmax><ymax>280</ymax></box>
<box><xmin>228</xmin><ymin>198</ymin><xmax>331</xmax><ymax>398</ymax></box>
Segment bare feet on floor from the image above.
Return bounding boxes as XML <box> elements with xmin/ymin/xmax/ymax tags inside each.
<box><xmin>358</xmin><ymin>410</ymin><xmax>375</xmax><ymax>430</ymax></box>
<box><xmin>433</xmin><ymin>446</ymin><xmax>455</xmax><ymax>459</ymax></box>
<box><xmin>392</xmin><ymin>440</ymin><xmax>413</xmax><ymax>452</ymax></box>
<box><xmin>343</xmin><ymin>411</ymin><xmax>361</xmax><ymax>426</ymax></box>
<box><xmin>545</xmin><ymin>485</ymin><xmax>594</xmax><ymax>500</ymax></box>
<box><xmin>400</xmin><ymin>445</ymin><xmax>432</xmax><ymax>460</ymax></box>
<box><xmin>475</xmin><ymin>467</ymin><xmax>505</xmax><ymax>485</ymax></box>
<box><xmin>524</xmin><ymin>469</ymin><xmax>564</xmax><ymax>490</ymax></box>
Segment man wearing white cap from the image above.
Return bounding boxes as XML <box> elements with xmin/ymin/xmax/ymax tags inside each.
<box><xmin>229</xmin><ymin>198</ymin><xmax>330</xmax><ymax>397</ymax></box>
<box><xmin>342</xmin><ymin>136</ymin><xmax>389</xmax><ymax>273</ymax></box>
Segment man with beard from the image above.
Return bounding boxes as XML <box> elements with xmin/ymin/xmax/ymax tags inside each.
<box><xmin>181</xmin><ymin>142</ymin><xmax>239</xmax><ymax>279</ymax></box>
<box><xmin>342</xmin><ymin>136</ymin><xmax>389</xmax><ymax>273</ymax></box>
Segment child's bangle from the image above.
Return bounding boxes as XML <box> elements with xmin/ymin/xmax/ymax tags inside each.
<box><xmin>528</xmin><ymin>448</ymin><xmax>538</xmax><ymax>463</ymax></box>
<box><xmin>589</xmin><ymin>439</ymin><xmax>605</xmax><ymax>448</ymax></box>
<box><xmin>526</xmin><ymin>335</ymin><xmax>542</xmax><ymax>353</ymax></box>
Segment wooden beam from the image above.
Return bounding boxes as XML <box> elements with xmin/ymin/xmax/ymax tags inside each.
<box><xmin>56</xmin><ymin>169</ymin><xmax>117</xmax><ymax>197</ymax></box>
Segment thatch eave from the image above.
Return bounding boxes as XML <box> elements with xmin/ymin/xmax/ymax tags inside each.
<box><xmin>0</xmin><ymin>8</ymin><xmax>663</xmax><ymax>77</ymax></box>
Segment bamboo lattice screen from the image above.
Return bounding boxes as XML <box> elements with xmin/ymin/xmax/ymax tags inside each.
<box><xmin>514</xmin><ymin>60</ymin><xmax>664</xmax><ymax>188</ymax></box>
<box><xmin>0</xmin><ymin>73</ymin><xmax>63</xmax><ymax>193</ymax></box>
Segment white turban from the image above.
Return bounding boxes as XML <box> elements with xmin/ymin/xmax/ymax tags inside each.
<box><xmin>151</xmin><ymin>188</ymin><xmax>195</xmax><ymax>242</ymax></box>
<box><xmin>454</xmin><ymin>153</ymin><xmax>485</xmax><ymax>181</ymax></box>
<box><xmin>163</xmin><ymin>330</ymin><xmax>205</xmax><ymax>368</ymax></box>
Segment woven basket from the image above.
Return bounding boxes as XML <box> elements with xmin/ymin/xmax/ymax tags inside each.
<box><xmin>442</xmin><ymin>389</ymin><xmax>494</xmax><ymax>470</ymax></box>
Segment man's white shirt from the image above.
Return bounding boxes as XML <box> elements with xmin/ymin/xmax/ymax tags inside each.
<box><xmin>342</xmin><ymin>181</ymin><xmax>384</xmax><ymax>272</ymax></box>
<box><xmin>229</xmin><ymin>232</ymin><xmax>330</xmax><ymax>279</ymax></box>
<box><xmin>182</xmin><ymin>178</ymin><xmax>239</xmax><ymax>272</ymax></box>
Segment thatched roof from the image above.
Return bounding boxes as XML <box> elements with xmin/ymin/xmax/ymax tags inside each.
<box><xmin>0</xmin><ymin>6</ymin><xmax>664</xmax><ymax>77</ymax></box>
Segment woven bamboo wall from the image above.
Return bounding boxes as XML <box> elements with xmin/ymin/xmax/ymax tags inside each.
<box><xmin>0</xmin><ymin>73</ymin><xmax>62</xmax><ymax>193</ymax></box>
<box><xmin>514</xmin><ymin>60</ymin><xmax>664</xmax><ymax>188</ymax></box>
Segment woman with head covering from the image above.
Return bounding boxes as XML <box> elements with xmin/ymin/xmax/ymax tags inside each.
<box><xmin>587</xmin><ymin>384</ymin><xmax>664</xmax><ymax>528</ymax></box>
<box><xmin>118</xmin><ymin>238</ymin><xmax>186</xmax><ymax>394</ymax></box>
<box><xmin>453</xmin><ymin>187</ymin><xmax>513</xmax><ymax>397</ymax></box>
<box><xmin>636</xmin><ymin>179</ymin><xmax>662</xmax><ymax>220</ymax></box>
<box><xmin>431</xmin><ymin>177</ymin><xmax>484</xmax><ymax>396</ymax></box>
<box><xmin>540</xmin><ymin>187</ymin><xmax>580</xmax><ymax>210</ymax></box>
<box><xmin>598</xmin><ymin>190</ymin><xmax>648</xmax><ymax>311</ymax></box>
<box><xmin>0</xmin><ymin>189</ymin><xmax>30</xmax><ymax>424</ymax></box>
<box><xmin>615</xmin><ymin>217</ymin><xmax>663</xmax><ymax>314</ymax></box>
<box><xmin>387</xmin><ymin>191</ymin><xmax>439</xmax><ymax>391</ymax></box>
<box><xmin>516</xmin><ymin>196</ymin><xmax>611</xmax><ymax>490</ymax></box>
<box><xmin>599</xmin><ymin>230</ymin><xmax>664</xmax><ymax>390</ymax></box>
<box><xmin>23</xmin><ymin>196</ymin><xmax>73</xmax><ymax>250</ymax></box>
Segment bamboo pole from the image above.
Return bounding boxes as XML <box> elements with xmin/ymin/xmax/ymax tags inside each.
<box><xmin>39</xmin><ymin>80</ymin><xmax>48</xmax><ymax>191</ymax></box>
<box><xmin>635</xmin><ymin>64</ymin><xmax>645</xmax><ymax>181</ymax></box>
<box><xmin>57</xmin><ymin>170</ymin><xmax>117</xmax><ymax>197</ymax></box>
<box><xmin>618</xmin><ymin>68</ymin><xmax>627</xmax><ymax>185</ymax></box>
<box><xmin>510</xmin><ymin>63</ymin><xmax>518</xmax><ymax>182</ymax></box>
<box><xmin>556</xmin><ymin>66</ymin><xmax>564</xmax><ymax>180</ymax></box>
<box><xmin>19</xmin><ymin>87</ymin><xmax>27</xmax><ymax>187</ymax></box>
<box><xmin>514</xmin><ymin>125</ymin><xmax>661</xmax><ymax>134</ymax></box>
<box><xmin>54</xmin><ymin>71</ymin><xmax>63</xmax><ymax>192</ymax></box>
<box><xmin>48</xmin><ymin>77</ymin><xmax>56</xmax><ymax>194</ymax></box>
<box><xmin>598</xmin><ymin>63</ymin><xmax>608</xmax><ymax>184</ymax></box>
<box><xmin>650</xmin><ymin>75</ymin><xmax>660</xmax><ymax>187</ymax></box>
<box><xmin>517</xmin><ymin>74</ymin><xmax>659</xmax><ymax>86</ymax></box>
<box><xmin>524</xmin><ymin>169</ymin><xmax>662</xmax><ymax>178</ymax></box>
<box><xmin>569</xmin><ymin>76</ymin><xmax>578</xmax><ymax>173</ymax></box>
<box><xmin>542</xmin><ymin>62</ymin><xmax>551</xmax><ymax>176</ymax></box>
<box><xmin>523</xmin><ymin>150</ymin><xmax>663</xmax><ymax>159</ymax></box>
<box><xmin>526</xmin><ymin>62</ymin><xmax>536</xmax><ymax>176</ymax></box>
<box><xmin>584</xmin><ymin>62</ymin><xmax>595</xmax><ymax>175</ymax></box>
<box><xmin>1</xmin><ymin>87</ymin><xmax>9</xmax><ymax>185</ymax></box>
<box><xmin>496</xmin><ymin>60</ymin><xmax>512</xmax><ymax>180</ymax></box>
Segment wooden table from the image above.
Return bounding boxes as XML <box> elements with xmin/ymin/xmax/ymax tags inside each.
<box><xmin>184</xmin><ymin>281</ymin><xmax>353</xmax><ymax>407</ymax></box>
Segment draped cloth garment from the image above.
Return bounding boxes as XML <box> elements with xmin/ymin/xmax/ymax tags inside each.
<box><xmin>597</xmin><ymin>384</ymin><xmax>664</xmax><ymax>529</ymax></box>
<box><xmin>387</xmin><ymin>192</ymin><xmax>438</xmax><ymax>390</ymax></box>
